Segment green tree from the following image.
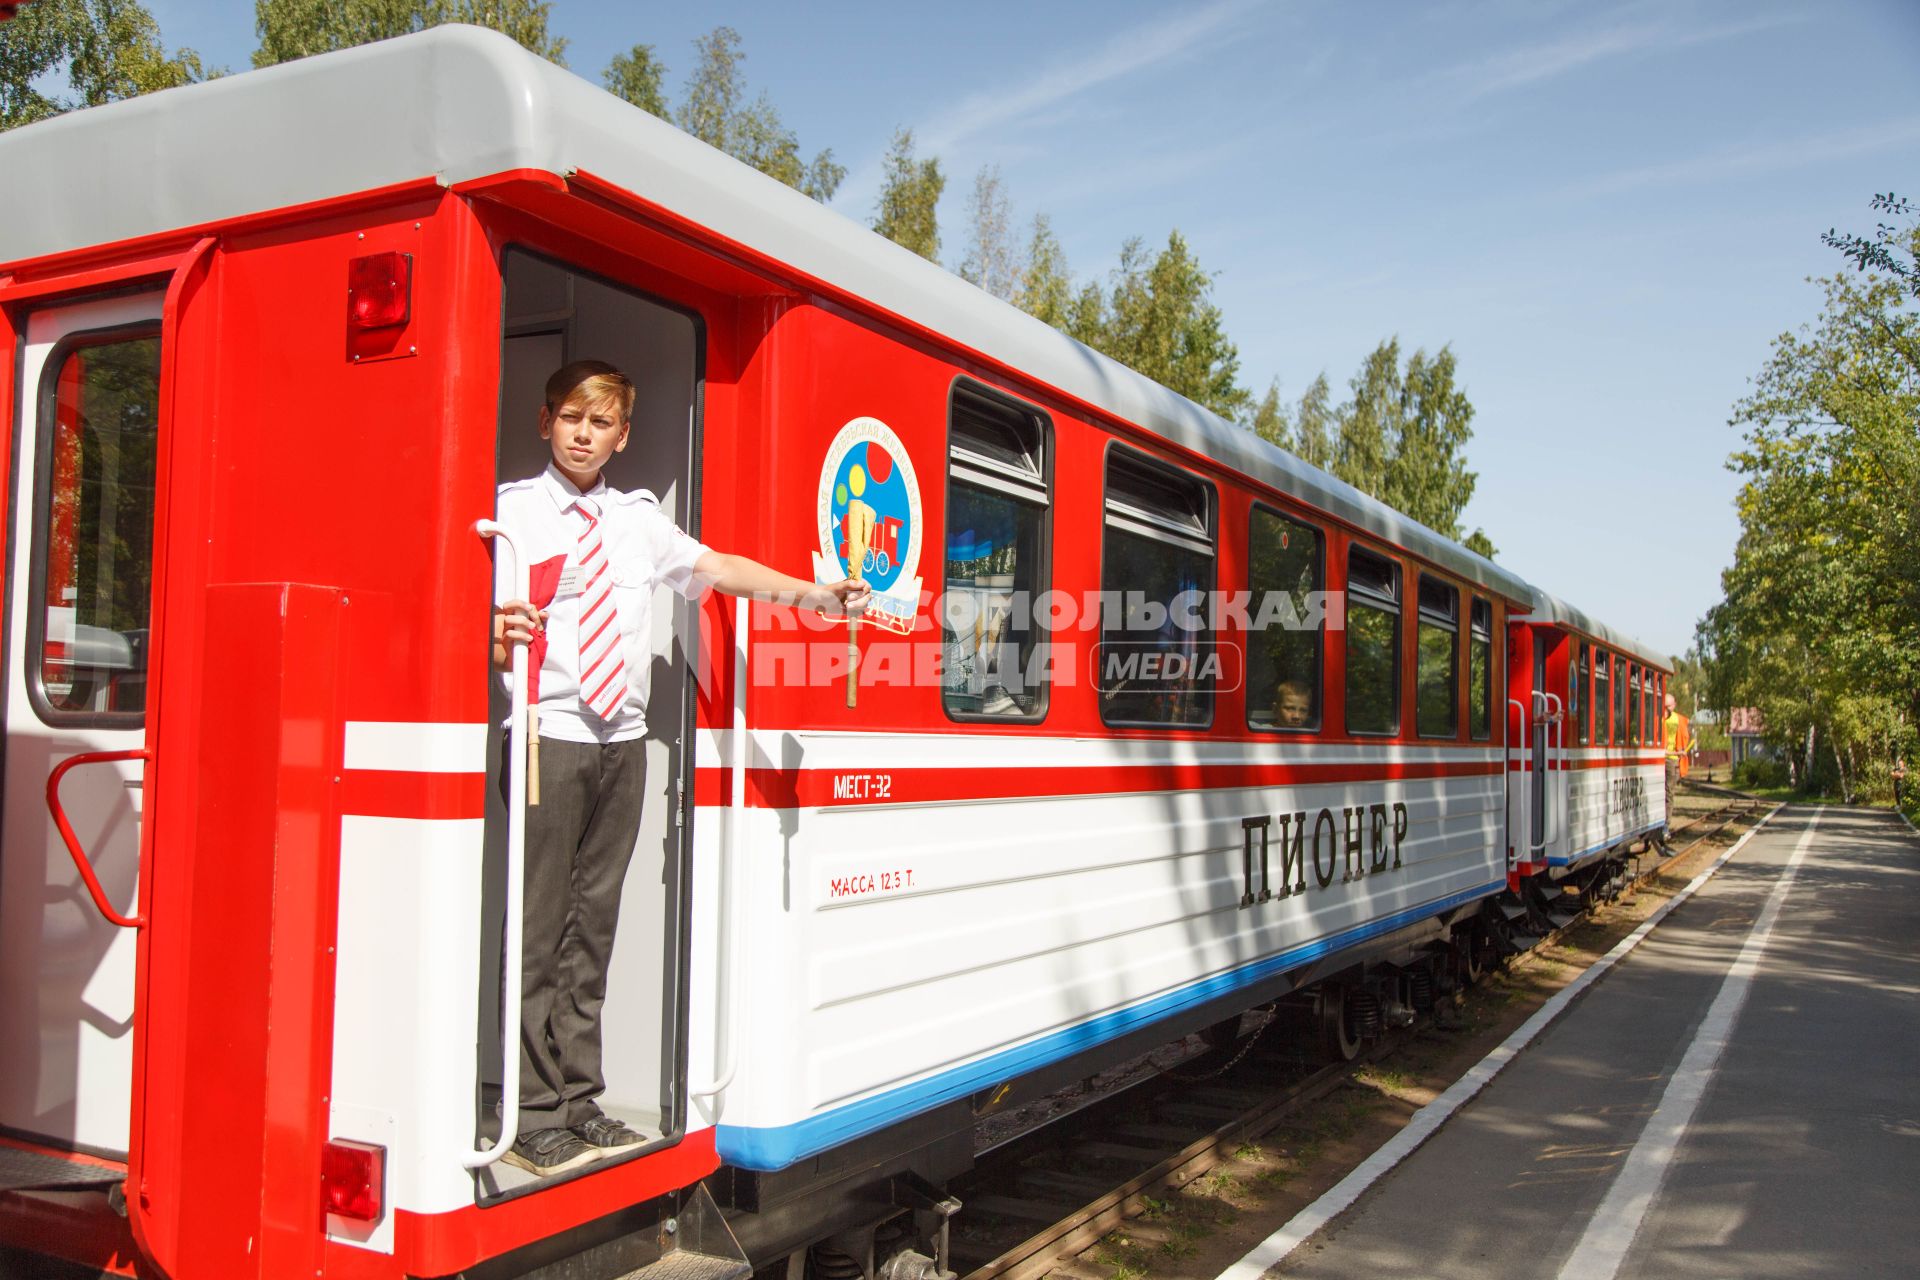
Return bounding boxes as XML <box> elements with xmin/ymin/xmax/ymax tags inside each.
<box><xmin>872</xmin><ymin>126</ymin><xmax>944</xmax><ymax>261</ymax></box>
<box><xmin>1014</xmin><ymin>213</ymin><xmax>1073</xmax><ymax>329</ymax></box>
<box><xmin>958</xmin><ymin>164</ymin><xmax>1019</xmax><ymax>301</ymax></box>
<box><xmin>670</xmin><ymin>26</ymin><xmax>842</xmax><ymax>201</ymax></box>
<box><xmin>1699</xmin><ymin>194</ymin><xmax>1920</xmax><ymax>800</ymax></box>
<box><xmin>252</xmin><ymin>0</ymin><xmax>566</xmax><ymax>68</ymax></box>
<box><xmin>603</xmin><ymin>41</ymin><xmax>666</xmax><ymax>116</ymax></box>
<box><xmin>1292</xmin><ymin>372</ymin><xmax>1336</xmax><ymax>471</ymax></box>
<box><xmin>4</xmin><ymin>0</ymin><xmax>206</xmax><ymax>131</ymax></box>
<box><xmin>1327</xmin><ymin>338</ymin><xmax>1489</xmax><ymax>550</ymax></box>
<box><xmin>1249</xmin><ymin>379</ymin><xmax>1291</xmax><ymax>450</ymax></box>
<box><xmin>1082</xmin><ymin>231</ymin><xmax>1250</xmax><ymax>420</ymax></box>
<box><xmin>1333</xmin><ymin>339</ymin><xmax>1398</xmax><ymax>496</ymax></box>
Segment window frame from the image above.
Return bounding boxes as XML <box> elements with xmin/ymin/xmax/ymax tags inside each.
<box><xmin>26</xmin><ymin>320</ymin><xmax>166</xmax><ymax>731</ymax></box>
<box><xmin>940</xmin><ymin>378</ymin><xmax>1056</xmax><ymax>725</ymax></box>
<box><xmin>1468</xmin><ymin>596</ymin><xmax>1493</xmax><ymax>742</ymax></box>
<box><xmin>1096</xmin><ymin>442</ymin><xmax>1218</xmax><ymax>730</ymax></box>
<box><xmin>1414</xmin><ymin>573</ymin><xmax>1461</xmax><ymax>740</ymax></box>
<box><xmin>1612</xmin><ymin>652</ymin><xmax>1628</xmax><ymax>748</ymax></box>
<box><xmin>1571</xmin><ymin>640</ymin><xmax>1589</xmax><ymax>746</ymax></box>
<box><xmin>1592</xmin><ymin>646</ymin><xmax>1612</xmax><ymax>747</ymax></box>
<box><xmin>1341</xmin><ymin>542</ymin><xmax>1403</xmax><ymax>738</ymax></box>
<box><xmin>1245</xmin><ymin>501</ymin><xmax>1325</xmax><ymax>735</ymax></box>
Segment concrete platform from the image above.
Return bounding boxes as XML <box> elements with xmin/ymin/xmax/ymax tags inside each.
<box><xmin>1263</xmin><ymin>806</ymin><xmax>1920</xmax><ymax>1280</ymax></box>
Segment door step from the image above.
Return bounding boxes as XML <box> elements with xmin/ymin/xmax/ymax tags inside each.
<box><xmin>0</xmin><ymin>1144</ymin><xmax>122</xmax><ymax>1193</ymax></box>
<box><xmin>612</xmin><ymin>1184</ymin><xmax>751</xmax><ymax>1280</ymax></box>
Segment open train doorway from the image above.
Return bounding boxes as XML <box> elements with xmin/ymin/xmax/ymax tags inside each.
<box><xmin>475</xmin><ymin>249</ymin><xmax>703</xmax><ymax>1197</ymax></box>
<box><xmin>0</xmin><ymin>294</ymin><xmax>165</xmax><ymax>1162</ymax></box>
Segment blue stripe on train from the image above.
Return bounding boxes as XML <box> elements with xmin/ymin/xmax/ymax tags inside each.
<box><xmin>714</xmin><ymin>879</ymin><xmax>1506</xmax><ymax>1171</ymax></box>
<box><xmin>1548</xmin><ymin>820</ymin><xmax>1663</xmax><ymax>868</ymax></box>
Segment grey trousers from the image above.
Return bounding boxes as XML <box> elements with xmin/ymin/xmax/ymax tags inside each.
<box><xmin>512</xmin><ymin>735</ymin><xmax>647</xmax><ymax>1133</ymax></box>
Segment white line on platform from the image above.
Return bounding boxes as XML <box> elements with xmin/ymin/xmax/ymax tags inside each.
<box><xmin>1211</xmin><ymin>805</ymin><xmax>1785</xmax><ymax>1280</ymax></box>
<box><xmin>1555</xmin><ymin>806</ymin><xmax>1822</xmax><ymax>1280</ymax></box>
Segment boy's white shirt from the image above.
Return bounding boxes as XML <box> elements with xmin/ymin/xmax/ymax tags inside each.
<box><xmin>494</xmin><ymin>463</ymin><xmax>711</xmax><ymax>742</ymax></box>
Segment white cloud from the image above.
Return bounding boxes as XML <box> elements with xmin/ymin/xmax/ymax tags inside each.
<box><xmin>1440</xmin><ymin>8</ymin><xmax>1805</xmax><ymax>102</ymax></box>
<box><xmin>830</xmin><ymin>0</ymin><xmax>1264</xmax><ymax>214</ymax></box>
<box><xmin>1563</xmin><ymin>117</ymin><xmax>1920</xmax><ymax>201</ymax></box>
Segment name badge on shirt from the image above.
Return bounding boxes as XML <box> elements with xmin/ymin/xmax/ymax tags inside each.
<box><xmin>556</xmin><ymin>564</ymin><xmax>585</xmax><ymax>598</ymax></box>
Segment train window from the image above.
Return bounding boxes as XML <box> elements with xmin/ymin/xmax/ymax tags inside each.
<box><xmin>1628</xmin><ymin>665</ymin><xmax>1641</xmax><ymax>745</ymax></box>
<box><xmin>1592</xmin><ymin>648</ymin><xmax>1611</xmax><ymax>745</ymax></box>
<box><xmin>1613</xmin><ymin>653</ymin><xmax>1627</xmax><ymax>748</ymax></box>
<box><xmin>30</xmin><ymin>330</ymin><xmax>162</xmax><ymax>725</ymax></box>
<box><xmin>1415</xmin><ymin>576</ymin><xmax>1459</xmax><ymax>737</ymax></box>
<box><xmin>942</xmin><ymin>383</ymin><xmax>1051</xmax><ymax>720</ymax></box>
<box><xmin>1468</xmin><ymin>598</ymin><xmax>1492</xmax><ymax>740</ymax></box>
<box><xmin>1247</xmin><ymin>507</ymin><xmax>1322</xmax><ymax>733</ymax></box>
<box><xmin>1344</xmin><ymin>545</ymin><xmax>1400</xmax><ymax>736</ymax></box>
<box><xmin>1098</xmin><ymin>448</ymin><xmax>1215</xmax><ymax>727</ymax></box>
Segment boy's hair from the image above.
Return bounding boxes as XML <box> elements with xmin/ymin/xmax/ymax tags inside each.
<box><xmin>545</xmin><ymin>360</ymin><xmax>636</xmax><ymax>421</ymax></box>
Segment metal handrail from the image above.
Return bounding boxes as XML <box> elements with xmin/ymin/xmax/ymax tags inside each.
<box><xmin>690</xmin><ymin>594</ymin><xmax>751</xmax><ymax>1101</ymax></box>
<box><xmin>1527</xmin><ymin>692</ymin><xmax>1551</xmax><ymax>854</ymax></box>
<box><xmin>467</xmin><ymin>520</ymin><xmax>527</xmax><ymax>1169</ymax></box>
<box><xmin>1542</xmin><ymin>692</ymin><xmax>1565</xmax><ymax>850</ymax></box>
<box><xmin>1506</xmin><ymin>697</ymin><xmax>1528</xmax><ymax>867</ymax></box>
<box><xmin>46</xmin><ymin>748</ymin><xmax>150</xmax><ymax>929</ymax></box>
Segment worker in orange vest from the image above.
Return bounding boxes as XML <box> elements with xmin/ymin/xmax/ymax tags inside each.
<box><xmin>1663</xmin><ymin>694</ymin><xmax>1693</xmax><ymax>812</ymax></box>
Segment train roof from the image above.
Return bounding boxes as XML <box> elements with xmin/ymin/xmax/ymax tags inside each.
<box><xmin>0</xmin><ymin>24</ymin><xmax>1540</xmax><ymax>602</ymax></box>
<box><xmin>1518</xmin><ymin>591</ymin><xmax>1671</xmax><ymax>670</ymax></box>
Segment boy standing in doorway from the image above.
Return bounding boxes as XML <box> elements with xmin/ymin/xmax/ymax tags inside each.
<box><xmin>492</xmin><ymin>360</ymin><xmax>866</xmax><ymax>1175</ymax></box>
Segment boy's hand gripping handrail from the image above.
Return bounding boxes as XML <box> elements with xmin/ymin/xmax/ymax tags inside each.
<box><xmin>469</xmin><ymin>520</ymin><xmax>526</xmax><ymax>1168</ymax></box>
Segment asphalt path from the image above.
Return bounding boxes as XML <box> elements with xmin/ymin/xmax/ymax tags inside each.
<box><xmin>1244</xmin><ymin>806</ymin><xmax>1920</xmax><ymax>1280</ymax></box>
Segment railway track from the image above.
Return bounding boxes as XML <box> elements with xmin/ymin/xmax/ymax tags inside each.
<box><xmin>947</xmin><ymin>792</ymin><xmax>1768</xmax><ymax>1280</ymax></box>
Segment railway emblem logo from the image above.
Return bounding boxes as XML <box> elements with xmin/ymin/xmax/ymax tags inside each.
<box><xmin>814</xmin><ymin>417</ymin><xmax>924</xmax><ymax>634</ymax></box>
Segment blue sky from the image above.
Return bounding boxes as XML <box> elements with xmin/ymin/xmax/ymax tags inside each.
<box><xmin>146</xmin><ymin>0</ymin><xmax>1920</xmax><ymax>657</ymax></box>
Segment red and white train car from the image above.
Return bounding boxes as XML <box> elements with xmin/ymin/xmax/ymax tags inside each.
<box><xmin>1505</xmin><ymin>594</ymin><xmax>1671</xmax><ymax>926</ymax></box>
<box><xmin>0</xmin><ymin>26</ymin><xmax>1670</xmax><ymax>1280</ymax></box>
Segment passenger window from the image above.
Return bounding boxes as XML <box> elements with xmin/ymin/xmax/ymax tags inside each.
<box><xmin>1247</xmin><ymin>507</ymin><xmax>1322</xmax><ymax>732</ymax></box>
<box><xmin>1468</xmin><ymin>598</ymin><xmax>1492</xmax><ymax>741</ymax></box>
<box><xmin>941</xmin><ymin>384</ymin><xmax>1051</xmax><ymax>720</ymax></box>
<box><xmin>1416</xmin><ymin>576</ymin><xmax>1459</xmax><ymax>737</ymax></box>
<box><xmin>1593</xmin><ymin>648</ymin><xmax>1611</xmax><ymax>746</ymax></box>
<box><xmin>1098</xmin><ymin>449</ymin><xmax>1215</xmax><ymax>726</ymax></box>
<box><xmin>1571</xmin><ymin>642</ymin><xmax>1588</xmax><ymax>746</ymax></box>
<box><xmin>33</xmin><ymin>331</ymin><xmax>162</xmax><ymax>724</ymax></box>
<box><xmin>1628</xmin><ymin>665</ymin><xmax>1641</xmax><ymax>745</ymax></box>
<box><xmin>1613</xmin><ymin>653</ymin><xmax>1627</xmax><ymax>747</ymax></box>
<box><xmin>1343</xmin><ymin>546</ymin><xmax>1400</xmax><ymax>736</ymax></box>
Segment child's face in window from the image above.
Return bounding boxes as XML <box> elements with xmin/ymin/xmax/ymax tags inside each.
<box><xmin>540</xmin><ymin>393</ymin><xmax>630</xmax><ymax>488</ymax></box>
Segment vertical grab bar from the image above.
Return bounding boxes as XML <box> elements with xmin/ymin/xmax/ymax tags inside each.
<box><xmin>467</xmin><ymin>520</ymin><xmax>526</xmax><ymax>1169</ymax></box>
<box><xmin>1528</xmin><ymin>692</ymin><xmax>1551</xmax><ymax>855</ymax></box>
<box><xmin>1542</xmin><ymin>692</ymin><xmax>1565</xmax><ymax>850</ymax></box>
<box><xmin>1506</xmin><ymin>698</ymin><xmax>1527</xmax><ymax>868</ymax></box>
<box><xmin>690</xmin><ymin>594</ymin><xmax>750</xmax><ymax>1101</ymax></box>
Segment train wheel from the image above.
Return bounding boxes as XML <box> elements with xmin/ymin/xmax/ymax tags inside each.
<box><xmin>1320</xmin><ymin>987</ymin><xmax>1364</xmax><ymax>1062</ymax></box>
<box><xmin>1456</xmin><ymin>927</ymin><xmax>1486</xmax><ymax>987</ymax></box>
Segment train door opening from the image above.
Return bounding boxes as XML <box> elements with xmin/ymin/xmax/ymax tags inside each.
<box><xmin>0</xmin><ymin>294</ymin><xmax>164</xmax><ymax>1159</ymax></box>
<box><xmin>474</xmin><ymin>250</ymin><xmax>702</xmax><ymax>1196</ymax></box>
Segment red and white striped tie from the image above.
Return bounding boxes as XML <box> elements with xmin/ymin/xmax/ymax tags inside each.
<box><xmin>574</xmin><ymin>497</ymin><xmax>627</xmax><ymax>720</ymax></box>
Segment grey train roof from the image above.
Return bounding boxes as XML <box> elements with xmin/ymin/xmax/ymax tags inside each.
<box><xmin>0</xmin><ymin>24</ymin><xmax>1540</xmax><ymax>603</ymax></box>
<box><xmin>1518</xmin><ymin>591</ymin><xmax>1671</xmax><ymax>671</ymax></box>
